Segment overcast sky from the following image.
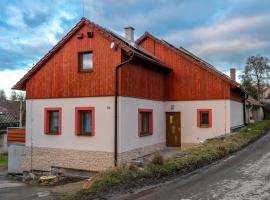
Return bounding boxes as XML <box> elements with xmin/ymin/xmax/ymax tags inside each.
<box><xmin>0</xmin><ymin>0</ymin><xmax>270</xmax><ymax>95</ymax></box>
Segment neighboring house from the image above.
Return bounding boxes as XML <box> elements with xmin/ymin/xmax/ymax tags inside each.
<box><xmin>0</xmin><ymin>109</ymin><xmax>20</xmax><ymax>153</ymax></box>
<box><xmin>13</xmin><ymin>18</ymin><xmax>246</xmax><ymax>172</ymax></box>
<box><xmin>245</xmin><ymin>96</ymin><xmax>264</xmax><ymax>123</ymax></box>
<box><xmin>263</xmin><ymin>86</ymin><xmax>270</xmax><ymax>99</ymax></box>
<box><xmin>262</xmin><ymin>86</ymin><xmax>270</xmax><ymax>119</ymax></box>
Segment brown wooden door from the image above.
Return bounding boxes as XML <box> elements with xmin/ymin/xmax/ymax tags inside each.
<box><xmin>166</xmin><ymin>112</ymin><xmax>181</xmax><ymax>146</ymax></box>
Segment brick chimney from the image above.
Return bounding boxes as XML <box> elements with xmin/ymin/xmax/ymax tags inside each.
<box><xmin>230</xmin><ymin>68</ymin><xmax>236</xmax><ymax>81</ymax></box>
<box><xmin>124</xmin><ymin>27</ymin><xmax>135</xmax><ymax>42</ymax></box>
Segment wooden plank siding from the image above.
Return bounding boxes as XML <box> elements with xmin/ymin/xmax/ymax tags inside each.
<box><xmin>8</xmin><ymin>128</ymin><xmax>25</xmax><ymax>143</ymax></box>
<box><xmin>139</xmin><ymin>37</ymin><xmax>232</xmax><ymax>101</ymax></box>
<box><xmin>120</xmin><ymin>58</ymin><xmax>166</xmax><ymax>101</ymax></box>
<box><xmin>26</xmin><ymin>24</ymin><xmax>121</xmax><ymax>99</ymax></box>
<box><xmin>24</xmin><ymin>22</ymin><xmax>243</xmax><ymax>102</ymax></box>
<box><xmin>230</xmin><ymin>88</ymin><xmax>245</xmax><ymax>102</ymax></box>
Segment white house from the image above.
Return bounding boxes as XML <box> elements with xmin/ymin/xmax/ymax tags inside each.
<box><xmin>13</xmin><ymin>18</ymin><xmax>246</xmax><ymax>172</ymax></box>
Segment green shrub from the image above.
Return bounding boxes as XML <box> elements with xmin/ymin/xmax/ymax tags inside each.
<box><xmin>150</xmin><ymin>152</ymin><xmax>164</xmax><ymax>166</ymax></box>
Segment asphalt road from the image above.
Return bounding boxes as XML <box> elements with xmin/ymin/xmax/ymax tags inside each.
<box><xmin>121</xmin><ymin>130</ymin><xmax>270</xmax><ymax>200</ymax></box>
<box><xmin>0</xmin><ymin>169</ymin><xmax>54</xmax><ymax>200</ymax></box>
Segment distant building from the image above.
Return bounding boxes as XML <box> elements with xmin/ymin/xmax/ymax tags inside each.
<box><xmin>245</xmin><ymin>96</ymin><xmax>264</xmax><ymax>123</ymax></box>
<box><xmin>263</xmin><ymin>86</ymin><xmax>270</xmax><ymax>100</ymax></box>
<box><xmin>0</xmin><ymin>107</ymin><xmax>20</xmax><ymax>153</ymax></box>
<box><xmin>14</xmin><ymin>18</ymin><xmax>247</xmax><ymax>172</ymax></box>
<box><xmin>262</xmin><ymin>86</ymin><xmax>270</xmax><ymax>119</ymax></box>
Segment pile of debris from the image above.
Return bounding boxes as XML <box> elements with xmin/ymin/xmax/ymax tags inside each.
<box><xmin>23</xmin><ymin>171</ymin><xmax>86</xmax><ymax>186</ymax></box>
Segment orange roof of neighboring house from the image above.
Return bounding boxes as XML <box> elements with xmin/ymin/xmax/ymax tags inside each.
<box><xmin>263</xmin><ymin>85</ymin><xmax>270</xmax><ymax>92</ymax></box>
<box><xmin>0</xmin><ymin>112</ymin><xmax>19</xmax><ymax>124</ymax></box>
<box><xmin>13</xmin><ymin>18</ymin><xmax>171</xmax><ymax>90</ymax></box>
<box><xmin>246</xmin><ymin>96</ymin><xmax>263</xmax><ymax>106</ymax></box>
<box><xmin>136</xmin><ymin>32</ymin><xmax>244</xmax><ymax>91</ymax></box>
<box><xmin>0</xmin><ymin>105</ymin><xmax>8</xmax><ymax>113</ymax></box>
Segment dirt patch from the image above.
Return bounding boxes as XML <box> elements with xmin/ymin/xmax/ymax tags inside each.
<box><xmin>0</xmin><ymin>166</ymin><xmax>7</xmax><ymax>176</ymax></box>
<box><xmin>52</xmin><ymin>181</ymin><xmax>85</xmax><ymax>194</ymax></box>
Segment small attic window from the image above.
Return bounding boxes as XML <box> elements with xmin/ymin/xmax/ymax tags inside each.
<box><xmin>79</xmin><ymin>52</ymin><xmax>93</xmax><ymax>72</ymax></box>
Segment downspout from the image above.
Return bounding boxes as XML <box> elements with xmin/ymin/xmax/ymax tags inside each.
<box><xmin>243</xmin><ymin>93</ymin><xmax>248</xmax><ymax>125</ymax></box>
<box><xmin>114</xmin><ymin>52</ymin><xmax>134</xmax><ymax>167</ymax></box>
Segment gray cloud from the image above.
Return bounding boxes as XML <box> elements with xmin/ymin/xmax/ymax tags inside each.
<box><xmin>163</xmin><ymin>13</ymin><xmax>270</xmax><ymax>70</ymax></box>
<box><xmin>0</xmin><ymin>0</ymin><xmax>269</xmax><ymax>74</ymax></box>
<box><xmin>0</xmin><ymin>0</ymin><xmax>79</xmax><ymax>70</ymax></box>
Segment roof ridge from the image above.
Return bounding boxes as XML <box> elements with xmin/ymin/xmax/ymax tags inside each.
<box><xmin>13</xmin><ymin>18</ymin><xmax>86</xmax><ymax>90</ymax></box>
<box><xmin>13</xmin><ymin>17</ymin><xmax>133</xmax><ymax>90</ymax></box>
<box><xmin>13</xmin><ymin>18</ymin><xmax>170</xmax><ymax>90</ymax></box>
<box><xmin>178</xmin><ymin>46</ymin><xmax>236</xmax><ymax>83</ymax></box>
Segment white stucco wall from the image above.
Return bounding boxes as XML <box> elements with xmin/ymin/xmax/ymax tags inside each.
<box><xmin>118</xmin><ymin>97</ymin><xmax>165</xmax><ymax>153</ymax></box>
<box><xmin>258</xmin><ymin>107</ymin><xmax>264</xmax><ymax>121</ymax></box>
<box><xmin>26</xmin><ymin>96</ymin><xmax>245</xmax><ymax>154</ymax></box>
<box><xmin>254</xmin><ymin>107</ymin><xmax>264</xmax><ymax>121</ymax></box>
<box><xmin>247</xmin><ymin>106</ymin><xmax>264</xmax><ymax>122</ymax></box>
<box><xmin>230</xmin><ymin>100</ymin><xmax>244</xmax><ymax>128</ymax></box>
<box><xmin>26</xmin><ymin>97</ymin><xmax>115</xmax><ymax>152</ymax></box>
<box><xmin>165</xmin><ymin>100</ymin><xmax>231</xmax><ymax>144</ymax></box>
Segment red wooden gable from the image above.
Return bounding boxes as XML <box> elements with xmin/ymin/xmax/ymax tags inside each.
<box><xmin>13</xmin><ymin>18</ymin><xmax>169</xmax><ymax>91</ymax></box>
<box><xmin>13</xmin><ymin>18</ymin><xmax>245</xmax><ymax>101</ymax></box>
<box><xmin>136</xmin><ymin>32</ymin><xmax>245</xmax><ymax>101</ymax></box>
<box><xmin>14</xmin><ymin>18</ymin><xmax>170</xmax><ymax>100</ymax></box>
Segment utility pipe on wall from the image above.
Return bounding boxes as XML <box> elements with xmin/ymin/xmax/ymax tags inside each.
<box><xmin>243</xmin><ymin>93</ymin><xmax>248</xmax><ymax>125</ymax></box>
<box><xmin>114</xmin><ymin>52</ymin><xmax>134</xmax><ymax>167</ymax></box>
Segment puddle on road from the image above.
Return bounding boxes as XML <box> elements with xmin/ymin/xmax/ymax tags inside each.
<box><xmin>0</xmin><ymin>180</ymin><xmax>25</xmax><ymax>188</ymax></box>
<box><xmin>37</xmin><ymin>191</ymin><xmax>51</xmax><ymax>197</ymax></box>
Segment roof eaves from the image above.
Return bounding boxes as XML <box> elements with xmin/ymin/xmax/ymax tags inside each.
<box><xmin>76</xmin><ymin>19</ymin><xmax>171</xmax><ymax>71</ymax></box>
<box><xmin>13</xmin><ymin>19</ymin><xmax>171</xmax><ymax>90</ymax></box>
<box><xmin>136</xmin><ymin>32</ymin><xmax>243</xmax><ymax>90</ymax></box>
<box><xmin>13</xmin><ymin>18</ymin><xmax>87</xmax><ymax>90</ymax></box>
<box><xmin>178</xmin><ymin>46</ymin><xmax>240</xmax><ymax>87</ymax></box>
<box><xmin>132</xmin><ymin>51</ymin><xmax>172</xmax><ymax>72</ymax></box>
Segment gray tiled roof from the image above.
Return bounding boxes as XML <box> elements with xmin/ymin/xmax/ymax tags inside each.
<box><xmin>0</xmin><ymin>112</ymin><xmax>19</xmax><ymax>124</ymax></box>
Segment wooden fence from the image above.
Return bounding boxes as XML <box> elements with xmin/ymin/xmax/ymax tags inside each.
<box><xmin>7</xmin><ymin>128</ymin><xmax>25</xmax><ymax>144</ymax></box>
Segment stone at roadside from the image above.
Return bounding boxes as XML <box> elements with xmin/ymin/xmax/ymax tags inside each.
<box><xmin>23</xmin><ymin>172</ymin><xmax>37</xmax><ymax>182</ymax></box>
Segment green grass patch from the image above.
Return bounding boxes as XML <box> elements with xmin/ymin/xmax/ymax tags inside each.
<box><xmin>66</xmin><ymin>120</ymin><xmax>270</xmax><ymax>200</ymax></box>
<box><xmin>0</xmin><ymin>153</ymin><xmax>8</xmax><ymax>167</ymax></box>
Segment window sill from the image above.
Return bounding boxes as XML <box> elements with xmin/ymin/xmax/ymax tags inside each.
<box><xmin>78</xmin><ymin>69</ymin><xmax>93</xmax><ymax>73</ymax></box>
<box><xmin>76</xmin><ymin>133</ymin><xmax>93</xmax><ymax>137</ymax></box>
<box><xmin>45</xmin><ymin>132</ymin><xmax>60</xmax><ymax>135</ymax></box>
<box><xmin>139</xmin><ymin>132</ymin><xmax>153</xmax><ymax>137</ymax></box>
<box><xmin>199</xmin><ymin>125</ymin><xmax>210</xmax><ymax>128</ymax></box>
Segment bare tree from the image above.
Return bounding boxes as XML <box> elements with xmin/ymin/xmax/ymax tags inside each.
<box><xmin>0</xmin><ymin>89</ymin><xmax>6</xmax><ymax>101</ymax></box>
<box><xmin>243</xmin><ymin>55</ymin><xmax>270</xmax><ymax>99</ymax></box>
<box><xmin>10</xmin><ymin>90</ymin><xmax>18</xmax><ymax>101</ymax></box>
<box><xmin>10</xmin><ymin>90</ymin><xmax>25</xmax><ymax>101</ymax></box>
<box><xmin>17</xmin><ymin>91</ymin><xmax>25</xmax><ymax>101</ymax></box>
<box><xmin>240</xmin><ymin>75</ymin><xmax>259</xmax><ymax>99</ymax></box>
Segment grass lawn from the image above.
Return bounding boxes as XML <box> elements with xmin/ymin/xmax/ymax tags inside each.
<box><xmin>63</xmin><ymin>120</ymin><xmax>270</xmax><ymax>200</ymax></box>
<box><xmin>0</xmin><ymin>153</ymin><xmax>8</xmax><ymax>168</ymax></box>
